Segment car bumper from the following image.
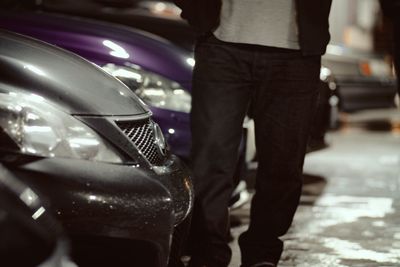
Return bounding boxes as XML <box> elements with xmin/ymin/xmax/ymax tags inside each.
<box><xmin>336</xmin><ymin>78</ymin><xmax>397</xmax><ymax>112</ymax></box>
<box><xmin>150</xmin><ymin>154</ymin><xmax>194</xmax><ymax>225</ymax></box>
<box><xmin>6</xmin><ymin>156</ymin><xmax>191</xmax><ymax>266</ymax></box>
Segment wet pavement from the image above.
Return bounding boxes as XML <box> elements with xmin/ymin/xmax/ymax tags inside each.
<box><xmin>229</xmin><ymin>108</ymin><xmax>400</xmax><ymax>267</ymax></box>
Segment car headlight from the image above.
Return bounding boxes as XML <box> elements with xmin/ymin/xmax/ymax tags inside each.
<box><xmin>0</xmin><ymin>92</ymin><xmax>122</xmax><ymax>163</ymax></box>
<box><xmin>102</xmin><ymin>63</ymin><xmax>191</xmax><ymax>113</ymax></box>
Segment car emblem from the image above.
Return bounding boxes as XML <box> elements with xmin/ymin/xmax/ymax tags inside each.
<box><xmin>153</xmin><ymin>123</ymin><xmax>167</xmax><ymax>156</ymax></box>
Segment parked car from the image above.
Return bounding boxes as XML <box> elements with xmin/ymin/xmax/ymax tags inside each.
<box><xmin>0</xmin><ymin>30</ymin><xmax>193</xmax><ymax>267</ymax></box>
<box><xmin>38</xmin><ymin>0</ymin><xmax>397</xmax><ymax>113</ymax></box>
<box><xmin>0</xmin><ymin>10</ymin><xmax>249</xmax><ymax>207</ymax></box>
<box><xmin>322</xmin><ymin>44</ymin><xmax>397</xmax><ymax>112</ymax></box>
<box><xmin>0</xmin><ymin>164</ymin><xmax>76</xmax><ymax>267</ymax></box>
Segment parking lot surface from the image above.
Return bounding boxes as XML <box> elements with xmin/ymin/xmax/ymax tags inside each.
<box><xmin>229</xmin><ymin>108</ymin><xmax>400</xmax><ymax>267</ymax></box>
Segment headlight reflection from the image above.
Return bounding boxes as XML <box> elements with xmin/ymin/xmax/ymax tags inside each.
<box><xmin>102</xmin><ymin>64</ymin><xmax>192</xmax><ymax>113</ymax></box>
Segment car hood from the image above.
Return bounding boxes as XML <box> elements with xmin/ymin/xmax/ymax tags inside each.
<box><xmin>0</xmin><ymin>11</ymin><xmax>193</xmax><ymax>87</ymax></box>
<box><xmin>0</xmin><ymin>30</ymin><xmax>149</xmax><ymax>116</ymax></box>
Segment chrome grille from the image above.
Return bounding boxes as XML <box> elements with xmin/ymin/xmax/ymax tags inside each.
<box><xmin>116</xmin><ymin>119</ymin><xmax>164</xmax><ymax>165</ymax></box>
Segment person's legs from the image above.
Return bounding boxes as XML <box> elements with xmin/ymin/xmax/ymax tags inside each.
<box><xmin>189</xmin><ymin>36</ymin><xmax>254</xmax><ymax>267</ymax></box>
<box><xmin>239</xmin><ymin>51</ymin><xmax>321</xmax><ymax>266</ymax></box>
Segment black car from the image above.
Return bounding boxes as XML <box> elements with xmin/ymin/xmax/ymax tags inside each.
<box><xmin>0</xmin><ymin>30</ymin><xmax>193</xmax><ymax>267</ymax></box>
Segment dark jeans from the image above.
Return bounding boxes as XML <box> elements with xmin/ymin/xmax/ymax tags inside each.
<box><xmin>189</xmin><ymin>35</ymin><xmax>320</xmax><ymax>267</ymax></box>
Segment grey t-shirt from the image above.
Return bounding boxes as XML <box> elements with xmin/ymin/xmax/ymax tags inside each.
<box><xmin>214</xmin><ymin>0</ymin><xmax>300</xmax><ymax>49</ymax></box>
